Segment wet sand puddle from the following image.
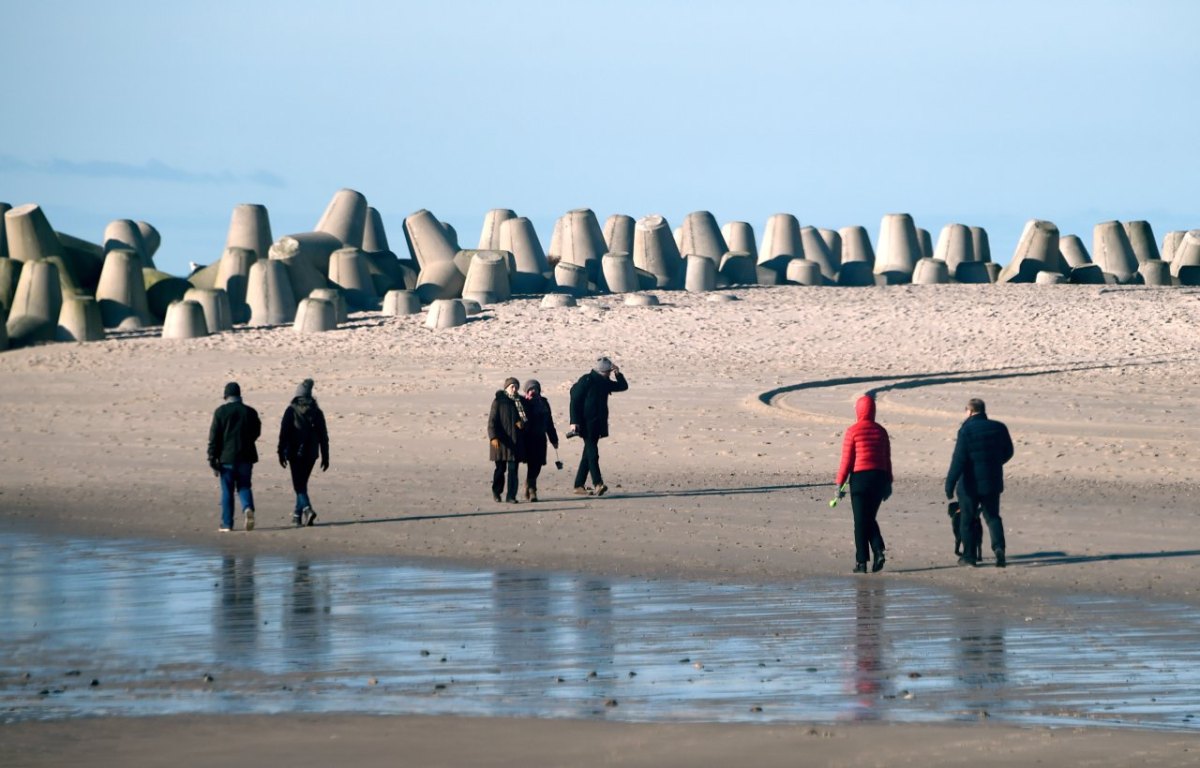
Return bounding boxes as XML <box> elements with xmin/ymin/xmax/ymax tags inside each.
<box><xmin>1</xmin><ymin>531</ymin><xmax>1197</xmax><ymax>730</ymax></box>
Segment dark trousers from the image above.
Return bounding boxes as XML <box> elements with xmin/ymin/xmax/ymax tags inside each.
<box><xmin>850</xmin><ymin>491</ymin><xmax>886</xmax><ymax>565</ymax></box>
<box><xmin>289</xmin><ymin>453</ymin><xmax>318</xmax><ymax>513</ymax></box>
<box><xmin>526</xmin><ymin>461</ymin><xmax>543</xmax><ymax>491</ymax></box>
<box><xmin>493</xmin><ymin>459</ymin><xmax>518</xmax><ymax>500</ymax></box>
<box><xmin>958</xmin><ymin>490</ymin><xmax>1005</xmax><ymax>558</ymax></box>
<box><xmin>573</xmin><ymin>437</ymin><xmax>602</xmax><ymax>488</ymax></box>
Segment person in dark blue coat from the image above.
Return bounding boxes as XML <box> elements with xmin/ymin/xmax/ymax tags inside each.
<box><xmin>945</xmin><ymin>398</ymin><xmax>1014</xmax><ymax>567</ymax></box>
<box><xmin>568</xmin><ymin>357</ymin><xmax>628</xmax><ymax>496</ymax></box>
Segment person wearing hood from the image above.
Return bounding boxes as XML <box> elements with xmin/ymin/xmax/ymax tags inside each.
<box><xmin>207</xmin><ymin>381</ymin><xmax>262</xmax><ymax>532</ymax></box>
<box><xmin>568</xmin><ymin>356</ymin><xmax>629</xmax><ymax>496</ymax></box>
<box><xmin>519</xmin><ymin>379</ymin><xmax>559</xmax><ymax>502</ymax></box>
<box><xmin>945</xmin><ymin>398</ymin><xmax>1013</xmax><ymax>568</ymax></box>
<box><xmin>277</xmin><ymin>378</ymin><xmax>330</xmax><ymax>527</ymax></box>
<box><xmin>835</xmin><ymin>394</ymin><xmax>893</xmax><ymax>573</ymax></box>
<box><xmin>489</xmin><ymin>377</ymin><xmax>526</xmax><ymax>503</ymax></box>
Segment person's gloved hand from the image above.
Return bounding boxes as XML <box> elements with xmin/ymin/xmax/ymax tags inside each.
<box><xmin>320</xmin><ymin>456</ymin><xmax>329</xmax><ymax>472</ymax></box>
<box><xmin>279</xmin><ymin>454</ymin><xmax>288</xmax><ymax>469</ymax></box>
<box><xmin>551</xmin><ymin>441</ymin><xmax>559</xmax><ymax>450</ymax></box>
<box><xmin>209</xmin><ymin>458</ymin><xmax>220</xmax><ymax>476</ymax></box>
<box><xmin>945</xmin><ymin>487</ymin><xmax>955</xmax><ymax>500</ymax></box>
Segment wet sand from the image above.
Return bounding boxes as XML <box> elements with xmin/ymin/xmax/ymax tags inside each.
<box><xmin>3</xmin><ymin>284</ymin><xmax>1200</xmax><ymax>764</ymax></box>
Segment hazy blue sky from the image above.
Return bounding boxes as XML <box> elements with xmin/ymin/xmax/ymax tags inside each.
<box><xmin>2</xmin><ymin>0</ymin><xmax>1198</xmax><ymax>276</ymax></box>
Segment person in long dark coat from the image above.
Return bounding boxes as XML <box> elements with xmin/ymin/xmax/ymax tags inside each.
<box><xmin>489</xmin><ymin>377</ymin><xmax>526</xmax><ymax>503</ymax></box>
<box><xmin>568</xmin><ymin>356</ymin><xmax>628</xmax><ymax>496</ymax></box>
<box><xmin>945</xmin><ymin>398</ymin><xmax>1014</xmax><ymax>568</ymax></box>
<box><xmin>207</xmin><ymin>381</ymin><xmax>261</xmax><ymax>532</ymax></box>
<box><xmin>277</xmin><ymin>378</ymin><xmax>330</xmax><ymax>527</ymax></box>
<box><xmin>519</xmin><ymin>379</ymin><xmax>559</xmax><ymax>502</ymax></box>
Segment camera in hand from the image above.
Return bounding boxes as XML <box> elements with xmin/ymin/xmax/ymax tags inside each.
<box><xmin>554</xmin><ymin>460</ymin><xmax>564</xmax><ymax>470</ymax></box>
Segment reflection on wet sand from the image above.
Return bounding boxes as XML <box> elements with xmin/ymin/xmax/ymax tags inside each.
<box><xmin>1</xmin><ymin>530</ymin><xmax>1198</xmax><ymax>731</ymax></box>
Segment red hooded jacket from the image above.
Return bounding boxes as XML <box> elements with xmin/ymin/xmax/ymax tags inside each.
<box><xmin>836</xmin><ymin>395</ymin><xmax>893</xmax><ymax>487</ymax></box>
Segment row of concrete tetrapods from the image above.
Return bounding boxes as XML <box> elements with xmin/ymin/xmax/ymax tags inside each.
<box><xmin>3</xmin><ymin>191</ymin><xmax>1199</xmax><ymax>350</ymax></box>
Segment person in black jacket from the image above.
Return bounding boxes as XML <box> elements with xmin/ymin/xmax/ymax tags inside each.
<box><xmin>207</xmin><ymin>381</ymin><xmax>262</xmax><ymax>532</ymax></box>
<box><xmin>489</xmin><ymin>377</ymin><xmax>526</xmax><ymax>503</ymax></box>
<box><xmin>945</xmin><ymin>398</ymin><xmax>1014</xmax><ymax>567</ymax></box>
<box><xmin>519</xmin><ymin>379</ymin><xmax>559</xmax><ymax>502</ymax></box>
<box><xmin>278</xmin><ymin>378</ymin><xmax>330</xmax><ymax>528</ymax></box>
<box><xmin>568</xmin><ymin>357</ymin><xmax>628</xmax><ymax>496</ymax></box>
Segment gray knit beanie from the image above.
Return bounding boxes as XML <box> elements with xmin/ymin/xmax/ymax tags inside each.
<box><xmin>523</xmin><ymin>379</ymin><xmax>541</xmax><ymax>395</ymax></box>
<box><xmin>295</xmin><ymin>378</ymin><xmax>314</xmax><ymax>398</ymax></box>
<box><xmin>594</xmin><ymin>357</ymin><xmax>613</xmax><ymax>374</ymax></box>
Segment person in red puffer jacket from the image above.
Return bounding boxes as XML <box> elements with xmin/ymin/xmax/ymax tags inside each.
<box><xmin>835</xmin><ymin>394</ymin><xmax>893</xmax><ymax>574</ymax></box>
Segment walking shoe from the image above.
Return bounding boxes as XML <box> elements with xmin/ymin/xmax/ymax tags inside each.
<box><xmin>529</xmin><ymin>488</ymin><xmax>539</xmax><ymax>502</ymax></box>
<box><xmin>244</xmin><ymin>508</ymin><xmax>255</xmax><ymax>532</ymax></box>
<box><xmin>995</xmin><ymin>549</ymin><xmax>1006</xmax><ymax>568</ymax></box>
<box><xmin>957</xmin><ymin>556</ymin><xmax>977</xmax><ymax>567</ymax></box>
<box><xmin>595</xmin><ymin>483</ymin><xmax>609</xmax><ymax>496</ymax></box>
<box><xmin>853</xmin><ymin>563</ymin><xmax>868</xmax><ymax>574</ymax></box>
<box><xmin>292</xmin><ymin>513</ymin><xmax>303</xmax><ymax>528</ymax></box>
<box><xmin>524</xmin><ymin>485</ymin><xmax>531</xmax><ymax>500</ymax></box>
<box><xmin>493</xmin><ymin>491</ymin><xmax>502</xmax><ymax>503</ymax></box>
<box><xmin>573</xmin><ymin>487</ymin><xmax>592</xmax><ymax>496</ymax></box>
<box><xmin>506</xmin><ymin>497</ymin><xmax>519</xmax><ymax>504</ymax></box>
<box><xmin>303</xmin><ymin>506</ymin><xmax>317</xmax><ymax>527</ymax></box>
<box><xmin>872</xmin><ymin>552</ymin><xmax>886</xmax><ymax>573</ymax></box>
<box><xmin>218</xmin><ymin>526</ymin><xmax>233</xmax><ymax>533</ymax></box>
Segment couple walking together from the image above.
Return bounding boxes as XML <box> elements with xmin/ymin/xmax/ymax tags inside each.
<box><xmin>488</xmin><ymin>357</ymin><xmax>628</xmax><ymax>502</ymax></box>
<box><xmin>836</xmin><ymin>394</ymin><xmax>1013</xmax><ymax>573</ymax></box>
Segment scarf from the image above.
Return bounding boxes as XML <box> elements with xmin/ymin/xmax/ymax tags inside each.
<box><xmin>507</xmin><ymin>389</ymin><xmax>527</xmax><ymax>422</ymax></box>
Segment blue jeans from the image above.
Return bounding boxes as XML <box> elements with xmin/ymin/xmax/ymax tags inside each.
<box><xmin>219</xmin><ymin>463</ymin><xmax>255</xmax><ymax>529</ymax></box>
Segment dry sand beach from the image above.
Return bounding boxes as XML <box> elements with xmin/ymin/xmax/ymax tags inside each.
<box><xmin>3</xmin><ymin>284</ymin><xmax>1200</xmax><ymax>765</ymax></box>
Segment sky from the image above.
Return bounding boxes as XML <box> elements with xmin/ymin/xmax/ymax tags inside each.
<box><xmin>2</xmin><ymin>0</ymin><xmax>1198</xmax><ymax>277</ymax></box>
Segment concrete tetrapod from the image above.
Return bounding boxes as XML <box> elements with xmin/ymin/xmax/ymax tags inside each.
<box><xmin>632</xmin><ymin>215</ymin><xmax>681</xmax><ymax>289</ymax></box>
<box><xmin>273</xmin><ymin>232</ymin><xmax>341</xmax><ymax>276</ymax></box>
<box><xmin>603</xmin><ymin>214</ymin><xmax>635</xmax><ymax>257</ymax></box>
<box><xmin>498</xmin><ymin>217</ymin><xmax>549</xmax><ymax>294</ymax></box>
<box><xmin>424</xmin><ymin>298</ymin><xmax>468</xmax><ymax>329</ymax></box>
<box><xmin>718</xmin><ymin>251</ymin><xmax>757</xmax><ymax>285</ymax></box>
<box><xmin>760</xmin><ymin>213</ymin><xmax>801</xmax><ymax>281</ymax></box>
<box><xmin>478</xmin><ymin>209</ymin><xmax>516</xmax><ymax>250</ymax></box>
<box><xmin>785</xmin><ymin>258</ymin><xmax>823</xmax><ymax>286</ymax></box>
<box><xmin>839</xmin><ymin>226</ymin><xmax>875</xmax><ymax>266</ymax></box>
<box><xmin>1124</xmin><ymin>221</ymin><xmax>1160</xmax><ymax>264</ymax></box>
<box><xmin>1092</xmin><ymin>221</ymin><xmax>1139</xmax><ymax>284</ymax></box>
<box><xmin>315</xmin><ymin>188</ymin><xmax>368</xmax><ymax>248</ymax></box>
<box><xmin>819</xmin><ymin>229</ymin><xmax>842</xmax><ymax>267</ymax></box>
<box><xmin>624</xmin><ymin>293</ymin><xmax>660</xmax><ymax>307</ymax></box>
<box><xmin>934</xmin><ymin>224</ymin><xmax>975</xmax><ymax>277</ymax></box>
<box><xmin>1060</xmin><ymin>235</ymin><xmax>1092</xmax><ymax>268</ymax></box>
<box><xmin>1162</xmin><ymin>231</ymin><xmax>1186</xmax><ymax>266</ymax></box>
<box><xmin>96</xmin><ymin>248</ymin><xmax>152</xmax><ymax>328</ymax></box>
<box><xmin>0</xmin><ymin>316</ymin><xmax>6</xmax><ymax>351</ymax></box>
<box><xmin>415</xmin><ymin>260</ymin><xmax>466</xmax><ymax>304</ymax></box>
<box><xmin>5</xmin><ymin>204</ymin><xmax>63</xmax><ymax>264</ymax></box>
<box><xmin>382</xmin><ymin>289</ymin><xmax>422</xmax><ymax>316</ymax></box>
<box><xmin>916</xmin><ymin>228</ymin><xmax>933</xmax><ymax>259</ymax></box>
<box><xmin>1170</xmin><ymin>230</ymin><xmax>1200</xmax><ymax>280</ymax></box>
<box><xmin>837</xmin><ymin>261</ymin><xmax>875</xmax><ymax>287</ymax></box>
<box><xmin>54</xmin><ymin>232</ymin><xmax>104</xmax><ymax>294</ymax></box>
<box><xmin>1000</xmin><ymin>220</ymin><xmax>1063</xmax><ymax>282</ymax></box>
<box><xmin>553</xmin><ymin>261</ymin><xmax>590</xmax><ymax>297</ymax></box>
<box><xmin>540</xmin><ymin>293</ymin><xmax>577</xmax><ymax>308</ymax></box>
<box><xmin>557</xmin><ymin>209</ymin><xmax>608</xmax><ymax>289</ymax></box>
<box><xmin>103</xmin><ymin>219</ymin><xmax>152</xmax><ymax>269</ymax></box>
<box><xmin>225</xmin><ymin>204</ymin><xmax>273</xmax><ymax>261</ymax></box>
<box><xmin>56</xmin><ymin>296</ymin><xmax>105</xmax><ymax>342</ymax></box>
<box><xmin>912</xmin><ymin>258</ymin><xmax>950</xmax><ymax>284</ymax></box>
<box><xmin>247</xmin><ymin>259</ymin><xmax>298</xmax><ymax>326</ymax></box>
<box><xmin>970</xmin><ymin>227</ymin><xmax>992</xmax><ymax>263</ymax></box>
<box><xmin>308</xmin><ymin>288</ymin><xmax>348</xmax><ymax>324</ymax></box>
<box><xmin>874</xmin><ymin>213</ymin><xmax>922</xmax><ymax>279</ymax></box>
<box><xmin>954</xmin><ymin>261</ymin><xmax>993</xmax><ymax>284</ymax></box>
<box><xmin>461</xmin><ymin>250</ymin><xmax>512</xmax><ymax>305</ymax></box>
<box><xmin>0</xmin><ymin>201</ymin><xmax>9</xmax><ymax>261</ymax></box>
<box><xmin>800</xmin><ymin>226</ymin><xmax>838</xmax><ymax>281</ymax></box>
<box><xmin>722</xmin><ymin>221</ymin><xmax>757</xmax><ymax>261</ymax></box>
<box><xmin>679</xmin><ymin>211</ymin><xmax>728</xmax><ymax>265</ymax></box>
<box><xmin>183</xmin><ymin>288</ymin><xmax>234</xmax><ymax>333</ymax></box>
<box><xmin>404</xmin><ymin>210</ymin><xmax>460</xmax><ymax>271</ymax></box>
<box><xmin>1138</xmin><ymin>260</ymin><xmax>1171</xmax><ymax>286</ymax></box>
<box><xmin>143</xmin><ymin>269</ymin><xmax>191</xmax><ymax>323</ymax></box>
<box><xmin>684</xmin><ymin>254</ymin><xmax>716</xmax><ymax>292</ymax></box>
<box><xmin>328</xmin><ymin>247</ymin><xmax>380</xmax><ymax>310</ymax></box>
<box><xmin>269</xmin><ymin>240</ymin><xmax>328</xmax><ymax>301</ymax></box>
<box><xmin>293</xmin><ymin>297</ymin><xmax>337</xmax><ymax>334</ymax></box>
<box><xmin>136</xmin><ymin>221</ymin><xmax>161</xmax><ymax>260</ymax></box>
<box><xmin>362</xmin><ymin>206</ymin><xmax>390</xmax><ymax>254</ymax></box>
<box><xmin>1069</xmin><ymin>264</ymin><xmax>1106</xmax><ymax>284</ymax></box>
<box><xmin>601</xmin><ymin>252</ymin><xmax>639</xmax><ymax>294</ymax></box>
<box><xmin>161</xmin><ymin>300</ymin><xmax>209</xmax><ymax>339</ymax></box>
<box><xmin>215</xmin><ymin>246</ymin><xmax>257</xmax><ymax>323</ymax></box>
<box><xmin>0</xmin><ymin>257</ymin><xmax>22</xmax><ymax>317</ymax></box>
<box><xmin>1035</xmin><ymin>271</ymin><xmax>1066</xmax><ymax>285</ymax></box>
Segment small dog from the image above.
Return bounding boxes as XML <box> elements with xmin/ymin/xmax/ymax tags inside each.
<box><xmin>947</xmin><ymin>501</ymin><xmax>983</xmax><ymax>561</ymax></box>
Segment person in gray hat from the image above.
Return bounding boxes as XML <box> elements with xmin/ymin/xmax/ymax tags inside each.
<box><xmin>489</xmin><ymin>377</ymin><xmax>526</xmax><ymax>502</ymax></box>
<box><xmin>519</xmin><ymin>379</ymin><xmax>560</xmax><ymax>502</ymax></box>
<box><xmin>207</xmin><ymin>381</ymin><xmax>262</xmax><ymax>532</ymax></box>
<box><xmin>278</xmin><ymin>378</ymin><xmax>330</xmax><ymax>527</ymax></box>
<box><xmin>568</xmin><ymin>357</ymin><xmax>628</xmax><ymax>496</ymax></box>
